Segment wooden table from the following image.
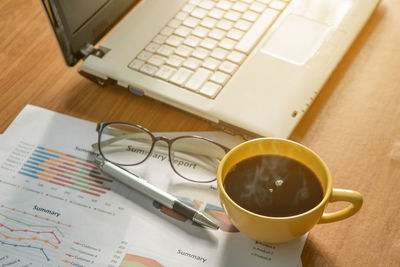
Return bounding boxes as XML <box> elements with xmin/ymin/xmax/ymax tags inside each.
<box><xmin>1</xmin><ymin>1</ymin><xmax>399</xmax><ymax>266</ymax></box>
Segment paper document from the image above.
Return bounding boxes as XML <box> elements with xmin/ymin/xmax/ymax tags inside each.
<box><xmin>0</xmin><ymin>141</ymin><xmax>131</xmax><ymax>266</ymax></box>
<box><xmin>0</xmin><ymin>105</ymin><xmax>306</xmax><ymax>266</ymax></box>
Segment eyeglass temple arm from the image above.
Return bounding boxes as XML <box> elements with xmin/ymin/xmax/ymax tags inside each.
<box><xmin>167</xmin><ymin>141</ymin><xmax>228</xmax><ymax>158</ymax></box>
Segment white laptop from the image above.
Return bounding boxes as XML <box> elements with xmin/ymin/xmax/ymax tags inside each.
<box><xmin>42</xmin><ymin>0</ymin><xmax>379</xmax><ymax>138</ymax></box>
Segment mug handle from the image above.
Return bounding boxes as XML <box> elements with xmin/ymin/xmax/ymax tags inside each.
<box><xmin>318</xmin><ymin>188</ymin><xmax>363</xmax><ymax>224</ymax></box>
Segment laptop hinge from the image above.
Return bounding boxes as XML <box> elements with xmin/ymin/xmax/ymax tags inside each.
<box><xmin>80</xmin><ymin>44</ymin><xmax>108</xmax><ymax>59</ymax></box>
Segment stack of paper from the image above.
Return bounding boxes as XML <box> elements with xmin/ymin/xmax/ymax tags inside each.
<box><xmin>0</xmin><ymin>105</ymin><xmax>306</xmax><ymax>266</ymax></box>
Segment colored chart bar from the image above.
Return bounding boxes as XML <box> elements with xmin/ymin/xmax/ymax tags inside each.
<box><xmin>19</xmin><ymin>146</ymin><xmax>112</xmax><ymax>197</ymax></box>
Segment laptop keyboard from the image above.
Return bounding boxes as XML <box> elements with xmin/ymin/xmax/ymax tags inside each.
<box><xmin>128</xmin><ymin>0</ymin><xmax>290</xmax><ymax>99</ymax></box>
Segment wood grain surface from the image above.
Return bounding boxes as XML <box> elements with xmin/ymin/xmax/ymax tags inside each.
<box><xmin>1</xmin><ymin>1</ymin><xmax>399</xmax><ymax>266</ymax></box>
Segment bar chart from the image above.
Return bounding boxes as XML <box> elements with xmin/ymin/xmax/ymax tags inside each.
<box><xmin>0</xmin><ymin>141</ymin><xmax>129</xmax><ymax>215</ymax></box>
<box><xmin>19</xmin><ymin>146</ymin><xmax>112</xmax><ymax>197</ymax></box>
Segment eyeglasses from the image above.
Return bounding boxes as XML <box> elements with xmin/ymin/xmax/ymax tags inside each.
<box><xmin>95</xmin><ymin>122</ymin><xmax>230</xmax><ymax>183</ymax></box>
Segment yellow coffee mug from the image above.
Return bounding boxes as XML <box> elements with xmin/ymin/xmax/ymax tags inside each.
<box><xmin>217</xmin><ymin>138</ymin><xmax>363</xmax><ymax>243</ymax></box>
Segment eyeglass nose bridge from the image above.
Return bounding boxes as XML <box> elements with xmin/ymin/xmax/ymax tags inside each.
<box><xmin>149</xmin><ymin>136</ymin><xmax>176</xmax><ymax>167</ymax></box>
<box><xmin>150</xmin><ymin>136</ymin><xmax>173</xmax><ymax>154</ymax></box>
<box><xmin>153</xmin><ymin>135</ymin><xmax>172</xmax><ymax>144</ymax></box>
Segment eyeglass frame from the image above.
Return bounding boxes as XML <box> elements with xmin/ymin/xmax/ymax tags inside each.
<box><xmin>96</xmin><ymin>121</ymin><xmax>230</xmax><ymax>183</ymax></box>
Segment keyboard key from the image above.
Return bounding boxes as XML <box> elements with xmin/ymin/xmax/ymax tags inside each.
<box><xmin>216</xmin><ymin>0</ymin><xmax>232</xmax><ymax>11</ymax></box>
<box><xmin>227</xmin><ymin>51</ymin><xmax>246</xmax><ymax>64</ymax></box>
<box><xmin>161</xmin><ymin>26</ymin><xmax>174</xmax><ymax>36</ymax></box>
<box><xmin>153</xmin><ymin>34</ymin><xmax>167</xmax><ymax>44</ymax></box>
<box><xmin>200</xmin><ymin>37</ymin><xmax>218</xmax><ymax>50</ymax></box>
<box><xmin>224</xmin><ymin>10</ymin><xmax>241</xmax><ymax>22</ymax></box>
<box><xmin>183</xmin><ymin>17</ymin><xmax>200</xmax><ymax>28</ymax></box>
<box><xmin>219</xmin><ymin>38</ymin><xmax>237</xmax><ymax>50</ymax></box>
<box><xmin>199</xmin><ymin>0</ymin><xmax>215</xmax><ymax>10</ymax></box>
<box><xmin>208</xmin><ymin>28</ymin><xmax>226</xmax><ymax>40</ymax></box>
<box><xmin>182</xmin><ymin>4</ymin><xmax>196</xmax><ymax>13</ymax></box>
<box><xmin>242</xmin><ymin>10</ymin><xmax>259</xmax><ymax>22</ymax></box>
<box><xmin>234</xmin><ymin>19</ymin><xmax>252</xmax><ymax>31</ymax></box>
<box><xmin>192</xmin><ymin>26</ymin><xmax>209</xmax><ymax>38</ymax></box>
<box><xmin>166</xmin><ymin>55</ymin><xmax>185</xmax><ymax>67</ymax></box>
<box><xmin>184</xmin><ymin>35</ymin><xmax>202</xmax><ymax>47</ymax></box>
<box><xmin>155</xmin><ymin>65</ymin><xmax>176</xmax><ymax>80</ymax></box>
<box><xmin>157</xmin><ymin>45</ymin><xmax>175</xmax><ymax>57</ymax></box>
<box><xmin>200</xmin><ymin>82</ymin><xmax>222</xmax><ymax>98</ymax></box>
<box><xmin>191</xmin><ymin>7</ymin><xmax>208</xmax><ymax>19</ymax></box>
<box><xmin>168</xmin><ymin>18</ymin><xmax>181</xmax><ymax>28</ymax></box>
<box><xmin>210</xmin><ymin>71</ymin><xmax>230</xmax><ymax>85</ymax></box>
<box><xmin>185</xmin><ymin>68</ymin><xmax>212</xmax><ymax>91</ymax></box>
<box><xmin>148</xmin><ymin>54</ymin><xmax>167</xmax><ymax>66</ymax></box>
<box><xmin>211</xmin><ymin>47</ymin><xmax>229</xmax><ymax>60</ymax></box>
<box><xmin>236</xmin><ymin>8</ymin><xmax>278</xmax><ymax>54</ymax></box>
<box><xmin>145</xmin><ymin>42</ymin><xmax>160</xmax><ymax>53</ymax></box>
<box><xmin>183</xmin><ymin>57</ymin><xmax>202</xmax><ymax>70</ymax></box>
<box><xmin>270</xmin><ymin>0</ymin><xmax>287</xmax><ymax>11</ymax></box>
<box><xmin>140</xmin><ymin>64</ymin><xmax>158</xmax><ymax>75</ymax></box>
<box><xmin>232</xmin><ymin>2</ymin><xmax>248</xmax><ymax>12</ymax></box>
<box><xmin>200</xmin><ymin>17</ymin><xmax>218</xmax><ymax>28</ymax></box>
<box><xmin>208</xmin><ymin>8</ymin><xmax>225</xmax><ymax>20</ymax></box>
<box><xmin>137</xmin><ymin>51</ymin><xmax>152</xmax><ymax>61</ymax></box>
<box><xmin>192</xmin><ymin>47</ymin><xmax>210</xmax><ymax>59</ymax></box>
<box><xmin>249</xmin><ymin>2</ymin><xmax>267</xmax><ymax>13</ymax></box>
<box><xmin>165</xmin><ymin>35</ymin><xmax>185</xmax><ymax>47</ymax></box>
<box><xmin>202</xmin><ymin>57</ymin><xmax>221</xmax><ymax>71</ymax></box>
<box><xmin>170</xmin><ymin>67</ymin><xmax>193</xmax><ymax>86</ymax></box>
<box><xmin>227</xmin><ymin>28</ymin><xmax>245</xmax><ymax>40</ymax></box>
<box><xmin>128</xmin><ymin>59</ymin><xmax>145</xmax><ymax>70</ymax></box>
<box><xmin>258</xmin><ymin>0</ymin><xmax>273</xmax><ymax>3</ymax></box>
<box><xmin>175</xmin><ymin>25</ymin><xmax>192</xmax><ymax>37</ymax></box>
<box><xmin>219</xmin><ymin>61</ymin><xmax>238</xmax><ymax>74</ymax></box>
<box><xmin>175</xmin><ymin>45</ymin><xmax>193</xmax><ymax>57</ymax></box>
<box><xmin>175</xmin><ymin>11</ymin><xmax>189</xmax><ymax>21</ymax></box>
<box><xmin>216</xmin><ymin>19</ymin><xmax>234</xmax><ymax>31</ymax></box>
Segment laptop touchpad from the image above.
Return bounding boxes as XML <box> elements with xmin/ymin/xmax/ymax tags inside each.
<box><xmin>261</xmin><ymin>14</ymin><xmax>330</xmax><ymax>65</ymax></box>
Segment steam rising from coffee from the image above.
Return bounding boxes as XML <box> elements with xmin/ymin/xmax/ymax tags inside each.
<box><xmin>224</xmin><ymin>154</ymin><xmax>323</xmax><ymax>217</ymax></box>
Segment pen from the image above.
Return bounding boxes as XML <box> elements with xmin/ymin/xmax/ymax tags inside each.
<box><xmin>94</xmin><ymin>156</ymin><xmax>219</xmax><ymax>230</ymax></box>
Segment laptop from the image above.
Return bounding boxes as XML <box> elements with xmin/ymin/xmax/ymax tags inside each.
<box><xmin>42</xmin><ymin>0</ymin><xmax>379</xmax><ymax>138</ymax></box>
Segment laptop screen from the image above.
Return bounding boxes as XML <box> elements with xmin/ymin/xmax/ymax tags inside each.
<box><xmin>58</xmin><ymin>0</ymin><xmax>111</xmax><ymax>34</ymax></box>
<box><xmin>42</xmin><ymin>0</ymin><xmax>140</xmax><ymax>66</ymax></box>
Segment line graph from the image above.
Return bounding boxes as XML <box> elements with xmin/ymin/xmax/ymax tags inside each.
<box><xmin>0</xmin><ymin>224</ymin><xmax>60</xmax><ymax>248</ymax></box>
<box><xmin>0</xmin><ymin>202</ymin><xmax>130</xmax><ymax>266</ymax></box>
<box><xmin>0</xmin><ymin>212</ymin><xmax>65</xmax><ymax>237</ymax></box>
<box><xmin>0</xmin><ymin>204</ymin><xmax>70</xmax><ymax>265</ymax></box>
<box><xmin>0</xmin><ymin>204</ymin><xmax>71</xmax><ymax>228</ymax></box>
<box><xmin>0</xmin><ymin>240</ymin><xmax>51</xmax><ymax>262</ymax></box>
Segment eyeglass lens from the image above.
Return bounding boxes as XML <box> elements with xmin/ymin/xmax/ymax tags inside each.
<box><xmin>99</xmin><ymin>123</ymin><xmax>153</xmax><ymax>165</ymax></box>
<box><xmin>99</xmin><ymin>123</ymin><xmax>226</xmax><ymax>183</ymax></box>
<box><xmin>170</xmin><ymin>137</ymin><xmax>226</xmax><ymax>182</ymax></box>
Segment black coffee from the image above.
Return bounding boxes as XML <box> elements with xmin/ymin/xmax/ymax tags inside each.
<box><xmin>224</xmin><ymin>155</ymin><xmax>323</xmax><ymax>217</ymax></box>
